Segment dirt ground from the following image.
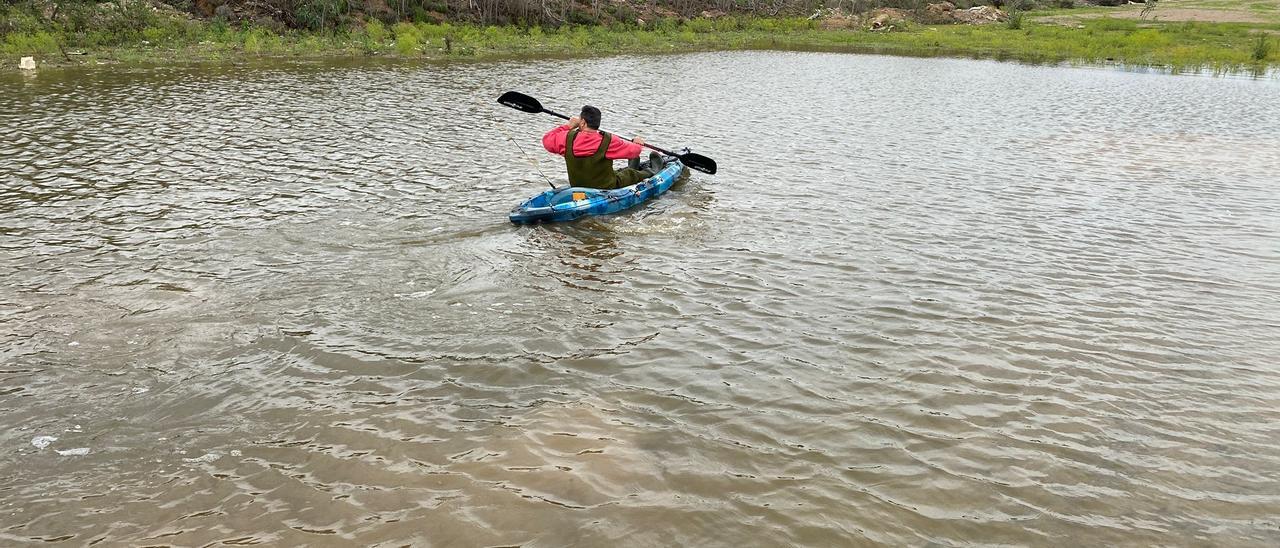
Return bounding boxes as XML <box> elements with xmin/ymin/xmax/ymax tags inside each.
<box><xmin>1035</xmin><ymin>0</ymin><xmax>1280</xmax><ymax>24</ymax></box>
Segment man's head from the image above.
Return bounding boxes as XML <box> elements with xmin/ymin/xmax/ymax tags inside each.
<box><xmin>580</xmin><ymin>105</ymin><xmax>601</xmax><ymax>130</ymax></box>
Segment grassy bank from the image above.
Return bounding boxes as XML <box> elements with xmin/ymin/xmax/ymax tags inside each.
<box><xmin>4</xmin><ymin>12</ymin><xmax>1279</xmax><ymax>73</ymax></box>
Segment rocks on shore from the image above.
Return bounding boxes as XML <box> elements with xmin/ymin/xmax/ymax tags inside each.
<box><xmin>954</xmin><ymin>5</ymin><xmax>1008</xmax><ymax>24</ymax></box>
<box><xmin>812</xmin><ymin>3</ymin><xmax>1009</xmax><ymax>31</ymax></box>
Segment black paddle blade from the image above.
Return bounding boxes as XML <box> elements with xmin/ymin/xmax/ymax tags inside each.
<box><xmin>497</xmin><ymin>91</ymin><xmax>543</xmax><ymax>114</ymax></box>
<box><xmin>678</xmin><ymin>152</ymin><xmax>717</xmax><ymax>175</ymax></box>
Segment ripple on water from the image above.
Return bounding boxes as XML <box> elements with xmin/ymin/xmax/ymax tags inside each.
<box><xmin>2</xmin><ymin>53</ymin><xmax>1280</xmax><ymax>546</ymax></box>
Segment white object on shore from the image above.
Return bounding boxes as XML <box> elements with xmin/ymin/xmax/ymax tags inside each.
<box><xmin>19</xmin><ymin>57</ymin><xmax>36</xmax><ymax>70</ymax></box>
<box><xmin>56</xmin><ymin>447</ymin><xmax>90</xmax><ymax>456</ymax></box>
<box><xmin>31</xmin><ymin>435</ymin><xmax>58</xmax><ymax>449</ymax></box>
<box><xmin>183</xmin><ymin>452</ymin><xmax>222</xmax><ymax>463</ymax></box>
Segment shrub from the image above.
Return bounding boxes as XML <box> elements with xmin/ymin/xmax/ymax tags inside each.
<box><xmin>747</xmin><ymin>18</ymin><xmax>777</xmax><ymax>32</ymax></box>
<box><xmin>365</xmin><ymin>18</ymin><xmax>388</xmax><ymax>44</ymax></box>
<box><xmin>142</xmin><ymin>26</ymin><xmax>173</xmax><ymax>44</ymax></box>
<box><xmin>417</xmin><ymin>22</ymin><xmax>451</xmax><ymax>41</ymax></box>
<box><xmin>653</xmin><ymin>17</ymin><xmax>680</xmax><ymax>33</ymax></box>
<box><xmin>244</xmin><ymin>30</ymin><xmax>261</xmax><ymax>53</ymax></box>
<box><xmin>568</xmin><ymin>26</ymin><xmax>589</xmax><ymax>48</ymax></box>
<box><xmin>1254</xmin><ymin>34</ymin><xmax>1272</xmax><ymax>61</ymax></box>
<box><xmin>713</xmin><ymin>16</ymin><xmax>743</xmax><ymax>32</ymax></box>
<box><xmin>393</xmin><ymin>21</ymin><xmax>424</xmax><ymax>54</ymax></box>
<box><xmin>685</xmin><ymin>18</ymin><xmax>715</xmax><ymax>33</ymax></box>
<box><xmin>295</xmin><ymin>0</ymin><xmax>349</xmax><ymax>31</ymax></box>
<box><xmin>393</xmin><ymin>21</ymin><xmax>420</xmax><ymax>39</ymax></box>
<box><xmin>243</xmin><ymin>28</ymin><xmax>278</xmax><ymax>54</ymax></box>
<box><xmin>395</xmin><ymin>32</ymin><xmax>420</xmax><ymax>54</ymax></box>
<box><xmin>2</xmin><ymin>31</ymin><xmax>59</xmax><ymax>55</ymax></box>
<box><xmin>1006</xmin><ymin>10</ymin><xmax>1025</xmax><ymax>30</ymax></box>
<box><xmin>0</xmin><ymin>6</ymin><xmax>44</xmax><ymax>35</ymax></box>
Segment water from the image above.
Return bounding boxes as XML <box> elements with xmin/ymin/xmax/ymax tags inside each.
<box><xmin>2</xmin><ymin>52</ymin><xmax>1279</xmax><ymax>546</ymax></box>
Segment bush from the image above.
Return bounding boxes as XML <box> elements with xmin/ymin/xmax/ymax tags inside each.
<box><xmin>653</xmin><ymin>17</ymin><xmax>680</xmax><ymax>33</ymax></box>
<box><xmin>244</xmin><ymin>30</ymin><xmax>262</xmax><ymax>53</ymax></box>
<box><xmin>685</xmin><ymin>18</ymin><xmax>715</xmax><ymax>33</ymax></box>
<box><xmin>1006</xmin><ymin>10</ymin><xmax>1025</xmax><ymax>30</ymax></box>
<box><xmin>393</xmin><ymin>21</ymin><xmax>420</xmax><ymax>39</ymax></box>
<box><xmin>567</xmin><ymin>26</ymin><xmax>589</xmax><ymax>48</ymax></box>
<box><xmin>365</xmin><ymin>18</ymin><xmax>387</xmax><ymax>44</ymax></box>
<box><xmin>142</xmin><ymin>25</ymin><xmax>175</xmax><ymax>44</ymax></box>
<box><xmin>392</xmin><ymin>21</ymin><xmax>421</xmax><ymax>53</ymax></box>
<box><xmin>417</xmin><ymin>22</ymin><xmax>451</xmax><ymax>41</ymax></box>
<box><xmin>243</xmin><ymin>28</ymin><xmax>279</xmax><ymax>54</ymax></box>
<box><xmin>713</xmin><ymin>16</ymin><xmax>743</xmax><ymax>32</ymax></box>
<box><xmin>1254</xmin><ymin>34</ymin><xmax>1272</xmax><ymax>61</ymax></box>
<box><xmin>0</xmin><ymin>5</ymin><xmax>44</xmax><ymax>35</ymax></box>
<box><xmin>295</xmin><ymin>0</ymin><xmax>349</xmax><ymax>31</ymax></box>
<box><xmin>2</xmin><ymin>31</ymin><xmax>59</xmax><ymax>55</ymax></box>
<box><xmin>395</xmin><ymin>32</ymin><xmax>420</xmax><ymax>54</ymax></box>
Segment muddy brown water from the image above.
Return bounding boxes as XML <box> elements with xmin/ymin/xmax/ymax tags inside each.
<box><xmin>2</xmin><ymin>52</ymin><xmax>1280</xmax><ymax>546</ymax></box>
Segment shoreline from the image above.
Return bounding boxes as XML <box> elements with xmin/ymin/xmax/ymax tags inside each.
<box><xmin>5</xmin><ymin>15</ymin><xmax>1279</xmax><ymax>75</ymax></box>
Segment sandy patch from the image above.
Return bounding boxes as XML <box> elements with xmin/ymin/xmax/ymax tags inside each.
<box><xmin>1036</xmin><ymin>0</ymin><xmax>1280</xmax><ymax>24</ymax></box>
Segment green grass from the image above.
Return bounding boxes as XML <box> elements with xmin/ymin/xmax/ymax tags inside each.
<box><xmin>3</xmin><ymin>14</ymin><xmax>1278</xmax><ymax>73</ymax></box>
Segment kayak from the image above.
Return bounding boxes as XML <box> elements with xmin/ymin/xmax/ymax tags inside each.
<box><xmin>509</xmin><ymin>155</ymin><xmax>686</xmax><ymax>224</ymax></box>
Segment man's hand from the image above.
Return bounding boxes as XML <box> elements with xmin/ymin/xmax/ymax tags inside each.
<box><xmin>568</xmin><ymin>116</ymin><xmax>583</xmax><ymax>129</ymax></box>
<box><xmin>633</xmin><ymin>136</ymin><xmax>645</xmax><ymax>147</ymax></box>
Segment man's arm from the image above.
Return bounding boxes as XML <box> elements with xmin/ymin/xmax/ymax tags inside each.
<box><xmin>604</xmin><ymin>135</ymin><xmax>646</xmax><ymax>160</ymax></box>
<box><xmin>542</xmin><ymin>125</ymin><xmax>570</xmax><ymax>155</ymax></box>
<box><xmin>542</xmin><ymin>116</ymin><xmax>585</xmax><ymax>154</ymax></box>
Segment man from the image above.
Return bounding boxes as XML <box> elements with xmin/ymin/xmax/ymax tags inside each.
<box><xmin>542</xmin><ymin>105</ymin><xmax>664</xmax><ymax>190</ymax></box>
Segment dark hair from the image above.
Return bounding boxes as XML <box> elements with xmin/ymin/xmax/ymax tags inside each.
<box><xmin>580</xmin><ymin>105</ymin><xmax>601</xmax><ymax>130</ymax></box>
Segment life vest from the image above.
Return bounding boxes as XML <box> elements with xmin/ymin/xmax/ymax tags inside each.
<box><xmin>564</xmin><ymin>129</ymin><xmax>617</xmax><ymax>189</ymax></box>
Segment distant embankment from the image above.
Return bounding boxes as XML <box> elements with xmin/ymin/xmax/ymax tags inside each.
<box><xmin>3</xmin><ymin>0</ymin><xmax>1276</xmax><ymax>73</ymax></box>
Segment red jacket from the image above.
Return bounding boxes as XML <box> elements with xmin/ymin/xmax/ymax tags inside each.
<box><xmin>543</xmin><ymin>125</ymin><xmax>643</xmax><ymax>160</ymax></box>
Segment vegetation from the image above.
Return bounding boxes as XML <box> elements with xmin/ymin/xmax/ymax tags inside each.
<box><xmin>2</xmin><ymin>0</ymin><xmax>1277</xmax><ymax>72</ymax></box>
<box><xmin>1255</xmin><ymin>34</ymin><xmax>1273</xmax><ymax>61</ymax></box>
<box><xmin>1007</xmin><ymin>9</ymin><xmax>1026</xmax><ymax>29</ymax></box>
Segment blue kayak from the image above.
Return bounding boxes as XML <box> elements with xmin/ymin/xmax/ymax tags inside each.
<box><xmin>509</xmin><ymin>156</ymin><xmax>686</xmax><ymax>224</ymax></box>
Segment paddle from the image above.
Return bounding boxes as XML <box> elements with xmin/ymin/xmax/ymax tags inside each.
<box><xmin>497</xmin><ymin>91</ymin><xmax>718</xmax><ymax>175</ymax></box>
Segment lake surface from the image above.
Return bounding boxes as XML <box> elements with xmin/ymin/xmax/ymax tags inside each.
<box><xmin>2</xmin><ymin>52</ymin><xmax>1279</xmax><ymax>546</ymax></box>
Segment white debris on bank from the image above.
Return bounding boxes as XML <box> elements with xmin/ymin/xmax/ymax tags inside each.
<box><xmin>19</xmin><ymin>57</ymin><xmax>36</xmax><ymax>70</ymax></box>
<box><xmin>183</xmin><ymin>452</ymin><xmax>223</xmax><ymax>463</ymax></box>
<box><xmin>31</xmin><ymin>436</ymin><xmax>58</xmax><ymax>449</ymax></box>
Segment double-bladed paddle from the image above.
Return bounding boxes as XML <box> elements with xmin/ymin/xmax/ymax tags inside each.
<box><xmin>497</xmin><ymin>91</ymin><xmax>718</xmax><ymax>175</ymax></box>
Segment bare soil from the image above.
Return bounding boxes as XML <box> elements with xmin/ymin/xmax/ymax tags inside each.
<box><xmin>1037</xmin><ymin>0</ymin><xmax>1280</xmax><ymax>24</ymax></box>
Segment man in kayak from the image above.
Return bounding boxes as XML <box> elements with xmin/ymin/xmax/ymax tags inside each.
<box><xmin>542</xmin><ymin>105</ymin><xmax>664</xmax><ymax>189</ymax></box>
